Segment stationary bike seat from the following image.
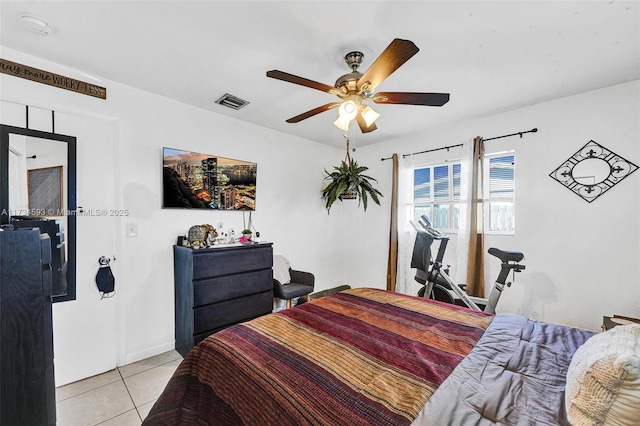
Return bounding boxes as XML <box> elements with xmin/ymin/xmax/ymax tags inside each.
<box><xmin>488</xmin><ymin>247</ymin><xmax>524</xmax><ymax>262</ymax></box>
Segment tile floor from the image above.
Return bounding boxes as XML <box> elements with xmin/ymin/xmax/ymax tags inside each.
<box><xmin>54</xmin><ymin>301</ymin><xmax>293</xmax><ymax>425</ymax></box>
<box><xmin>55</xmin><ymin>350</ymin><xmax>183</xmax><ymax>426</ymax></box>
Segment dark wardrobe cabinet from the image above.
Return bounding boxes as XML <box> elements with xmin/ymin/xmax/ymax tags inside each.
<box><xmin>0</xmin><ymin>229</ymin><xmax>56</xmax><ymax>425</ymax></box>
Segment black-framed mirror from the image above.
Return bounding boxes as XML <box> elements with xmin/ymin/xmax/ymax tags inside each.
<box><xmin>1</xmin><ymin>124</ymin><xmax>77</xmax><ymax>302</ymax></box>
<box><xmin>549</xmin><ymin>140</ymin><xmax>639</xmax><ymax>203</ymax></box>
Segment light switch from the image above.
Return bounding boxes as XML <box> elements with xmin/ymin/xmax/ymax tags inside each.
<box><xmin>126</xmin><ymin>223</ymin><xmax>138</xmax><ymax>237</ymax></box>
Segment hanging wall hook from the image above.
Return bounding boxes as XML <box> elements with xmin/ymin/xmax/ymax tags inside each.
<box><xmin>96</xmin><ymin>256</ymin><xmax>115</xmax><ymax>298</ymax></box>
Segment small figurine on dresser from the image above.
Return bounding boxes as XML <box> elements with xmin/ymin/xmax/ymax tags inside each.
<box><xmin>187</xmin><ymin>224</ymin><xmax>218</xmax><ymax>248</ymax></box>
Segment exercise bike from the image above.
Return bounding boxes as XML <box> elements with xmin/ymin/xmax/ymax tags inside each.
<box><xmin>412</xmin><ymin>215</ymin><xmax>525</xmax><ymax>314</ymax></box>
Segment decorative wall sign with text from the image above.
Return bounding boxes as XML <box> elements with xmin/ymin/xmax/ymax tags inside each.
<box><xmin>0</xmin><ymin>58</ymin><xmax>106</xmax><ymax>99</ymax></box>
<box><xmin>549</xmin><ymin>140</ymin><xmax>638</xmax><ymax>203</ymax></box>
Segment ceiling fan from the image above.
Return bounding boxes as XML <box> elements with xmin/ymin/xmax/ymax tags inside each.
<box><xmin>266</xmin><ymin>38</ymin><xmax>450</xmax><ymax>134</ymax></box>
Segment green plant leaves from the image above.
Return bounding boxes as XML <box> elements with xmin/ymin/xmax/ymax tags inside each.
<box><xmin>321</xmin><ymin>159</ymin><xmax>383</xmax><ymax>213</ymax></box>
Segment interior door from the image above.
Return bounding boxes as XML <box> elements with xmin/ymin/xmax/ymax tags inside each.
<box><xmin>51</xmin><ymin>111</ymin><xmax>120</xmax><ymax>386</ymax></box>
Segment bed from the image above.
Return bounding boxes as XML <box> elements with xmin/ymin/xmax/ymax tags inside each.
<box><xmin>142</xmin><ymin>288</ymin><xmax>634</xmax><ymax>425</ymax></box>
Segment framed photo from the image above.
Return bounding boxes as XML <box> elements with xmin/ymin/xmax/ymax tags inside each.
<box><xmin>163</xmin><ymin>147</ymin><xmax>257</xmax><ymax>210</ymax></box>
<box><xmin>28</xmin><ymin>165</ymin><xmax>63</xmax><ymax>215</ymax></box>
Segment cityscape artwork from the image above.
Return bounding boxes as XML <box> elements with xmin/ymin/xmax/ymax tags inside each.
<box><xmin>163</xmin><ymin>147</ymin><xmax>257</xmax><ymax>210</ymax></box>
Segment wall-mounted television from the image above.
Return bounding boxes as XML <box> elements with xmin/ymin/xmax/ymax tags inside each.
<box><xmin>163</xmin><ymin>147</ymin><xmax>257</xmax><ymax>210</ymax></box>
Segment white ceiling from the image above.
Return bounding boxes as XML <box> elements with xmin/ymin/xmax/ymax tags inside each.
<box><xmin>1</xmin><ymin>1</ymin><xmax>638</xmax><ymax>149</ymax></box>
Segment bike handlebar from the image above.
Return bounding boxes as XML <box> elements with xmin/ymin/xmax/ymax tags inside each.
<box><xmin>418</xmin><ymin>215</ymin><xmax>447</xmax><ymax>239</ymax></box>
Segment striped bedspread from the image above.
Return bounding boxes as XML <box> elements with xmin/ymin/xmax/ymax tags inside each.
<box><xmin>143</xmin><ymin>288</ymin><xmax>493</xmax><ymax>425</ymax></box>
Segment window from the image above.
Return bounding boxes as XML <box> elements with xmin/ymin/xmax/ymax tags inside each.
<box><xmin>413</xmin><ymin>163</ymin><xmax>460</xmax><ymax>231</ymax></box>
<box><xmin>412</xmin><ymin>153</ymin><xmax>515</xmax><ymax>233</ymax></box>
<box><xmin>485</xmin><ymin>153</ymin><xmax>515</xmax><ymax>233</ymax></box>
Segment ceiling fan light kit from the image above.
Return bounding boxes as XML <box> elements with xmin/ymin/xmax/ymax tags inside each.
<box><xmin>338</xmin><ymin>100</ymin><xmax>358</xmax><ymax>120</ymax></box>
<box><xmin>334</xmin><ymin>95</ymin><xmax>380</xmax><ymax>131</ymax></box>
<box><xmin>266</xmin><ymin>38</ymin><xmax>450</xmax><ymax>134</ymax></box>
<box><xmin>360</xmin><ymin>105</ymin><xmax>380</xmax><ymax>127</ymax></box>
<box><xmin>333</xmin><ymin>116</ymin><xmax>350</xmax><ymax>132</ymax></box>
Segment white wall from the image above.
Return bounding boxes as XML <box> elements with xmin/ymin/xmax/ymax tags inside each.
<box><xmin>1</xmin><ymin>47</ymin><xmax>348</xmax><ymax>385</ymax></box>
<box><xmin>110</xmin><ymin>87</ymin><xmax>349</xmax><ymax>367</ymax></box>
<box><xmin>348</xmin><ymin>80</ymin><xmax>640</xmax><ymax>332</ymax></box>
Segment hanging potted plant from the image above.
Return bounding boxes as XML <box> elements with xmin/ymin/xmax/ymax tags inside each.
<box><xmin>321</xmin><ymin>138</ymin><xmax>383</xmax><ymax>213</ymax></box>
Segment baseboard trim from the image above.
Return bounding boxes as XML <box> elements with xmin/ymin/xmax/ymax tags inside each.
<box><xmin>120</xmin><ymin>341</ymin><xmax>175</xmax><ymax>367</ymax></box>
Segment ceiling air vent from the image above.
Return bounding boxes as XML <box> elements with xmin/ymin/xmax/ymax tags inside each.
<box><xmin>215</xmin><ymin>93</ymin><xmax>250</xmax><ymax>110</ymax></box>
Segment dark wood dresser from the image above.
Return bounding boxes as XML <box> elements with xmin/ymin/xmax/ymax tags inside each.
<box><xmin>0</xmin><ymin>229</ymin><xmax>56</xmax><ymax>426</ymax></box>
<box><xmin>174</xmin><ymin>242</ymin><xmax>273</xmax><ymax>357</ymax></box>
<box><xmin>10</xmin><ymin>217</ymin><xmax>67</xmax><ymax>299</ymax></box>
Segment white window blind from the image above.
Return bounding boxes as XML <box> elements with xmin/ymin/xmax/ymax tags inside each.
<box><xmin>412</xmin><ymin>154</ymin><xmax>515</xmax><ymax>233</ymax></box>
<box><xmin>485</xmin><ymin>154</ymin><xmax>515</xmax><ymax>233</ymax></box>
<box><xmin>413</xmin><ymin>163</ymin><xmax>460</xmax><ymax>231</ymax></box>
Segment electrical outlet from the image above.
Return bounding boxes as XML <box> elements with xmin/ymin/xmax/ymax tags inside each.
<box><xmin>217</xmin><ymin>222</ymin><xmax>223</xmax><ymax>229</ymax></box>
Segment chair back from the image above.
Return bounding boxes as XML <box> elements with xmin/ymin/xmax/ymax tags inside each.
<box><xmin>273</xmin><ymin>255</ymin><xmax>291</xmax><ymax>284</ymax></box>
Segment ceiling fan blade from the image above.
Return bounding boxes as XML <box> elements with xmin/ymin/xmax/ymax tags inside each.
<box><xmin>373</xmin><ymin>92</ymin><xmax>450</xmax><ymax>106</ymax></box>
<box><xmin>285</xmin><ymin>102</ymin><xmax>341</xmax><ymax>123</ymax></box>
<box><xmin>355</xmin><ymin>112</ymin><xmax>377</xmax><ymax>133</ymax></box>
<box><xmin>357</xmin><ymin>39</ymin><xmax>419</xmax><ymax>91</ymax></box>
<box><xmin>267</xmin><ymin>70</ymin><xmax>339</xmax><ymax>94</ymax></box>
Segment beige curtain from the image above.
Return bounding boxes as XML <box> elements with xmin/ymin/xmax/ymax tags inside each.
<box><xmin>386</xmin><ymin>154</ymin><xmax>399</xmax><ymax>291</ymax></box>
<box><xmin>466</xmin><ymin>137</ymin><xmax>485</xmax><ymax>297</ymax></box>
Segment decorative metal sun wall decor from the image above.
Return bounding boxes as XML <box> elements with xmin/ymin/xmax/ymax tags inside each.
<box><xmin>549</xmin><ymin>140</ymin><xmax>638</xmax><ymax>203</ymax></box>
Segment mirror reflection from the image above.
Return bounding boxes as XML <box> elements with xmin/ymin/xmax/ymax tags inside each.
<box><xmin>10</xmin><ymin>136</ymin><xmax>67</xmax><ymax>215</ymax></box>
<box><xmin>572</xmin><ymin>158</ymin><xmax>611</xmax><ymax>185</ymax></box>
<box><xmin>1</xmin><ymin>125</ymin><xmax>76</xmax><ymax>302</ymax></box>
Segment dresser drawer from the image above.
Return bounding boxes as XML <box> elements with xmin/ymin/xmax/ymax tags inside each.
<box><xmin>174</xmin><ymin>243</ymin><xmax>274</xmax><ymax>357</ymax></box>
<box><xmin>193</xmin><ymin>290</ymin><xmax>273</xmax><ymax>334</ymax></box>
<box><xmin>192</xmin><ymin>245</ymin><xmax>273</xmax><ymax>279</ymax></box>
<box><xmin>194</xmin><ymin>269</ymin><xmax>272</xmax><ymax>307</ymax></box>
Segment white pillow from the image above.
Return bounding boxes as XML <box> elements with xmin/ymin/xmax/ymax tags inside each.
<box><xmin>273</xmin><ymin>255</ymin><xmax>291</xmax><ymax>285</ymax></box>
<box><xmin>565</xmin><ymin>324</ymin><xmax>640</xmax><ymax>426</ymax></box>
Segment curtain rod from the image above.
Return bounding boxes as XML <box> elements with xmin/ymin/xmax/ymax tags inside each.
<box><xmin>484</xmin><ymin>127</ymin><xmax>537</xmax><ymax>141</ymax></box>
<box><xmin>380</xmin><ymin>127</ymin><xmax>538</xmax><ymax>161</ymax></box>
